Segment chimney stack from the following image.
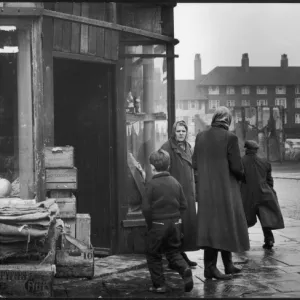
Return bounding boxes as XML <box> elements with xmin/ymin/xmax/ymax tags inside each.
<box><xmin>241</xmin><ymin>53</ymin><xmax>249</xmax><ymax>72</ymax></box>
<box><xmin>194</xmin><ymin>53</ymin><xmax>202</xmax><ymax>83</ymax></box>
<box><xmin>281</xmin><ymin>54</ymin><xmax>288</xmax><ymax>69</ymax></box>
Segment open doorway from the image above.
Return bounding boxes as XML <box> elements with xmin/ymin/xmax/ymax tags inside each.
<box><xmin>53</xmin><ymin>57</ymin><xmax>115</xmax><ymax>254</ymax></box>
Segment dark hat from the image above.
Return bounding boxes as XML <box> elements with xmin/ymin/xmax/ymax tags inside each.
<box><xmin>244</xmin><ymin>140</ymin><xmax>259</xmax><ymax>150</ymax></box>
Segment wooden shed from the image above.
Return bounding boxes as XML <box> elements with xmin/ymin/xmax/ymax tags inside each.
<box><xmin>0</xmin><ymin>2</ymin><xmax>178</xmax><ymax>255</ymax></box>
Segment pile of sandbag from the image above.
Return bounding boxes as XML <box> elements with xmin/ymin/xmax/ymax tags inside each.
<box><xmin>0</xmin><ymin>198</ymin><xmax>59</xmax><ymax>260</ymax></box>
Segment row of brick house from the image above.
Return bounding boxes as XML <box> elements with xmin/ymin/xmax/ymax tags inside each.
<box><xmin>176</xmin><ymin>53</ymin><xmax>300</xmax><ymax>143</ymax></box>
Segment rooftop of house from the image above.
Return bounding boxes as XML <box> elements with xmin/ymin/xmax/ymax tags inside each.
<box><xmin>199</xmin><ymin>66</ymin><xmax>300</xmax><ymax>86</ymax></box>
<box><xmin>175</xmin><ymin>77</ymin><xmax>207</xmax><ymax>101</ymax></box>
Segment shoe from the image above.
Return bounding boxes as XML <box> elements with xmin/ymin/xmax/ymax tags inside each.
<box><xmin>181</xmin><ymin>252</ymin><xmax>198</xmax><ymax>267</ymax></box>
<box><xmin>221</xmin><ymin>251</ymin><xmax>242</xmax><ymax>275</ymax></box>
<box><xmin>263</xmin><ymin>240</ymin><xmax>274</xmax><ymax>249</ymax></box>
<box><xmin>182</xmin><ymin>268</ymin><xmax>194</xmax><ymax>292</ymax></box>
<box><xmin>149</xmin><ymin>285</ymin><xmax>167</xmax><ymax>293</ymax></box>
<box><xmin>224</xmin><ymin>264</ymin><xmax>242</xmax><ymax>275</ymax></box>
<box><xmin>204</xmin><ymin>266</ymin><xmax>232</xmax><ymax>280</ymax></box>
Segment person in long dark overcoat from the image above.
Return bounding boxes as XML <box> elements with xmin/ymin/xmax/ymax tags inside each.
<box><xmin>160</xmin><ymin>120</ymin><xmax>198</xmax><ymax>267</ymax></box>
<box><xmin>241</xmin><ymin>140</ymin><xmax>285</xmax><ymax>249</ymax></box>
<box><xmin>192</xmin><ymin>106</ymin><xmax>250</xmax><ymax>280</ymax></box>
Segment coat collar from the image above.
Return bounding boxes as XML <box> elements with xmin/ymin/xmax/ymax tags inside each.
<box><xmin>152</xmin><ymin>171</ymin><xmax>170</xmax><ymax>179</ymax></box>
<box><xmin>169</xmin><ymin>138</ymin><xmax>193</xmax><ymax>166</ymax></box>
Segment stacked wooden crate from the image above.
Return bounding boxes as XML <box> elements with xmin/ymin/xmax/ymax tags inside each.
<box><xmin>45</xmin><ymin>146</ymin><xmax>77</xmax><ymax>238</ymax></box>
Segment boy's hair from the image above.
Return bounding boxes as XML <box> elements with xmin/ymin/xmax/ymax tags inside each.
<box><xmin>149</xmin><ymin>149</ymin><xmax>170</xmax><ymax>172</ymax></box>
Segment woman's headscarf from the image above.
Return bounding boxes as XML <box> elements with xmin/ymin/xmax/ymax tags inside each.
<box><xmin>171</xmin><ymin>120</ymin><xmax>189</xmax><ymax>150</ymax></box>
<box><xmin>211</xmin><ymin>106</ymin><xmax>232</xmax><ymax>130</ymax></box>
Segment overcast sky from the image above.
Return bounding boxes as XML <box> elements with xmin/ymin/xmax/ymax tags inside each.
<box><xmin>174</xmin><ymin>3</ymin><xmax>300</xmax><ymax>79</ymax></box>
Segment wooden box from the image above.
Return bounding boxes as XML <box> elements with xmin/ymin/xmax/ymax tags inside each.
<box><xmin>45</xmin><ymin>146</ymin><xmax>74</xmax><ymax>169</ymax></box>
<box><xmin>56</xmin><ymin>234</ymin><xmax>94</xmax><ymax>279</ymax></box>
<box><xmin>56</xmin><ymin>196</ymin><xmax>76</xmax><ymax>219</ymax></box>
<box><xmin>50</xmin><ymin>190</ymin><xmax>72</xmax><ymax>198</ymax></box>
<box><xmin>76</xmin><ymin>214</ymin><xmax>91</xmax><ymax>247</ymax></box>
<box><xmin>46</xmin><ymin>168</ymin><xmax>77</xmax><ymax>190</ymax></box>
<box><xmin>61</xmin><ymin>218</ymin><xmax>76</xmax><ymax>237</ymax></box>
<box><xmin>0</xmin><ymin>264</ymin><xmax>55</xmax><ymax>297</ymax></box>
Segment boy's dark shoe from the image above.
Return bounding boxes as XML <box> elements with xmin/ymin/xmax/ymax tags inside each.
<box><xmin>263</xmin><ymin>240</ymin><xmax>274</xmax><ymax>249</ymax></box>
<box><xmin>149</xmin><ymin>285</ymin><xmax>168</xmax><ymax>293</ymax></box>
<box><xmin>182</xmin><ymin>268</ymin><xmax>194</xmax><ymax>292</ymax></box>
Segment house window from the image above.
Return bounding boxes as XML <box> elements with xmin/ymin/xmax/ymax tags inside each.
<box><xmin>226</xmin><ymin>86</ymin><xmax>235</xmax><ymax>95</ymax></box>
<box><xmin>209</xmin><ymin>100</ymin><xmax>220</xmax><ymax>109</ymax></box>
<box><xmin>295</xmin><ymin>98</ymin><xmax>300</xmax><ymax>108</ymax></box>
<box><xmin>226</xmin><ymin>100</ymin><xmax>235</xmax><ymax>107</ymax></box>
<box><xmin>275</xmin><ymin>98</ymin><xmax>287</xmax><ymax>108</ymax></box>
<box><xmin>257</xmin><ymin>86</ymin><xmax>268</xmax><ymax>94</ymax></box>
<box><xmin>241</xmin><ymin>99</ymin><xmax>250</xmax><ymax>106</ymax></box>
<box><xmin>295</xmin><ymin>113</ymin><xmax>300</xmax><ymax>124</ymax></box>
<box><xmin>295</xmin><ymin>86</ymin><xmax>300</xmax><ymax>94</ymax></box>
<box><xmin>257</xmin><ymin>99</ymin><xmax>268</xmax><ymax>106</ymax></box>
<box><xmin>276</xmin><ymin>86</ymin><xmax>286</xmax><ymax>94</ymax></box>
<box><xmin>241</xmin><ymin>86</ymin><xmax>250</xmax><ymax>95</ymax></box>
<box><xmin>189</xmin><ymin>100</ymin><xmax>198</xmax><ymax>109</ymax></box>
<box><xmin>208</xmin><ymin>86</ymin><xmax>219</xmax><ymax>95</ymax></box>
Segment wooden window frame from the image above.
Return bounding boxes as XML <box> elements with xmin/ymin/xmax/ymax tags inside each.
<box><xmin>0</xmin><ymin>17</ymin><xmax>45</xmax><ymax>201</ymax></box>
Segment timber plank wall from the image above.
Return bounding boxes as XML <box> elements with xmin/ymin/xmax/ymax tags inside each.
<box><xmin>52</xmin><ymin>2</ymin><xmax>118</xmax><ymax>61</ymax></box>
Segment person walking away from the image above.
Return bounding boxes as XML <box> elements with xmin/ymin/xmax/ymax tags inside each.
<box><xmin>240</xmin><ymin>140</ymin><xmax>285</xmax><ymax>249</ymax></box>
<box><xmin>160</xmin><ymin>120</ymin><xmax>198</xmax><ymax>268</ymax></box>
<box><xmin>192</xmin><ymin>106</ymin><xmax>250</xmax><ymax>280</ymax></box>
<box><xmin>142</xmin><ymin>149</ymin><xmax>194</xmax><ymax>293</ymax></box>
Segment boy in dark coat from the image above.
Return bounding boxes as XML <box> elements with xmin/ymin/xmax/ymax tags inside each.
<box><xmin>142</xmin><ymin>149</ymin><xmax>194</xmax><ymax>293</ymax></box>
<box><xmin>241</xmin><ymin>140</ymin><xmax>285</xmax><ymax>249</ymax></box>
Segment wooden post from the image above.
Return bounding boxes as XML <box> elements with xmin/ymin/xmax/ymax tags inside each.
<box><xmin>166</xmin><ymin>43</ymin><xmax>175</xmax><ymax>138</ymax></box>
<box><xmin>32</xmin><ymin>17</ymin><xmax>46</xmax><ymax>202</ymax></box>
<box><xmin>17</xmin><ymin>27</ymin><xmax>34</xmax><ymax>199</ymax></box>
<box><xmin>143</xmin><ymin>45</ymin><xmax>155</xmax><ymax>181</ymax></box>
<box><xmin>162</xmin><ymin>5</ymin><xmax>176</xmax><ymax>138</ymax></box>
<box><xmin>43</xmin><ymin>2</ymin><xmax>54</xmax><ymax>146</ymax></box>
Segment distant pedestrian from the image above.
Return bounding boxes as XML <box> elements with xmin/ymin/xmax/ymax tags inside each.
<box><xmin>142</xmin><ymin>149</ymin><xmax>193</xmax><ymax>293</ymax></box>
<box><xmin>160</xmin><ymin>120</ymin><xmax>198</xmax><ymax>268</ymax></box>
<box><xmin>241</xmin><ymin>140</ymin><xmax>285</xmax><ymax>249</ymax></box>
<box><xmin>192</xmin><ymin>106</ymin><xmax>250</xmax><ymax>280</ymax></box>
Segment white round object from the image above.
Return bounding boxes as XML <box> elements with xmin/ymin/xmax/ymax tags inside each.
<box><xmin>0</xmin><ymin>178</ymin><xmax>12</xmax><ymax>197</ymax></box>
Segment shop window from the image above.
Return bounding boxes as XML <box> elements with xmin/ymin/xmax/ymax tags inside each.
<box><xmin>0</xmin><ymin>25</ymin><xmax>35</xmax><ymax>199</ymax></box>
<box><xmin>124</xmin><ymin>45</ymin><xmax>168</xmax><ymax>213</ymax></box>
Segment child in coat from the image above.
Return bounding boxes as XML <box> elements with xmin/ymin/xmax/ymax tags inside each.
<box><xmin>142</xmin><ymin>149</ymin><xmax>194</xmax><ymax>293</ymax></box>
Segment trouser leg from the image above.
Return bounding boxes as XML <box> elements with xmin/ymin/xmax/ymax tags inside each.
<box><xmin>262</xmin><ymin>227</ymin><xmax>274</xmax><ymax>243</ymax></box>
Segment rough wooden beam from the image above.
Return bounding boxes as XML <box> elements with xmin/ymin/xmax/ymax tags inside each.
<box><xmin>32</xmin><ymin>17</ymin><xmax>46</xmax><ymax>202</ymax></box>
<box><xmin>43</xmin><ymin>9</ymin><xmax>176</xmax><ymax>43</ymax></box>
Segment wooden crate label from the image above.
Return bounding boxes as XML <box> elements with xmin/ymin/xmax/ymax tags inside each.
<box><xmin>46</xmin><ymin>168</ymin><xmax>77</xmax><ymax>183</ymax></box>
<box><xmin>50</xmin><ymin>190</ymin><xmax>72</xmax><ymax>198</ymax></box>
<box><xmin>76</xmin><ymin>213</ymin><xmax>91</xmax><ymax>247</ymax></box>
<box><xmin>45</xmin><ymin>146</ymin><xmax>74</xmax><ymax>168</ymax></box>
<box><xmin>0</xmin><ymin>264</ymin><xmax>54</xmax><ymax>297</ymax></box>
<box><xmin>46</xmin><ymin>182</ymin><xmax>77</xmax><ymax>190</ymax></box>
<box><xmin>56</xmin><ymin>196</ymin><xmax>76</xmax><ymax>218</ymax></box>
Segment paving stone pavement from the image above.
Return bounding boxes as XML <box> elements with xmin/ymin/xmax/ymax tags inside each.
<box><xmin>53</xmin><ymin>215</ymin><xmax>300</xmax><ymax>298</ymax></box>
